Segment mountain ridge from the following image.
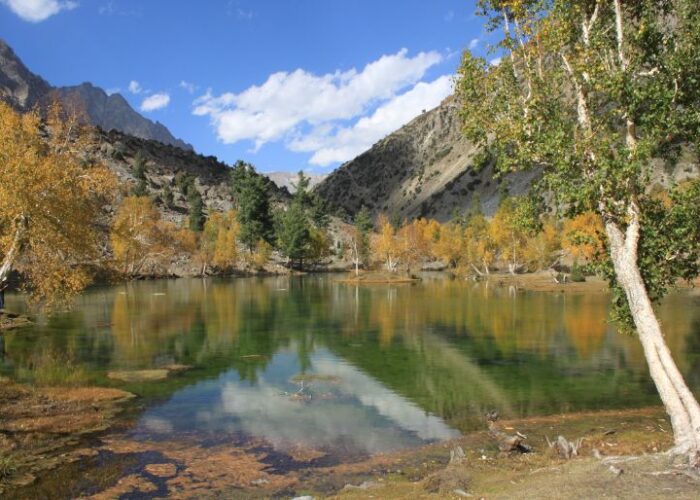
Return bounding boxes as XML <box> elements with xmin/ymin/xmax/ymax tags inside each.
<box><xmin>0</xmin><ymin>38</ymin><xmax>192</xmax><ymax>151</ymax></box>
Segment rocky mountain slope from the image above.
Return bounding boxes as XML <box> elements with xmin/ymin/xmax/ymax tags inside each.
<box><xmin>87</xmin><ymin>128</ymin><xmax>288</xmax><ymax>227</ymax></box>
<box><xmin>315</xmin><ymin>96</ymin><xmax>698</xmax><ymax>221</ymax></box>
<box><xmin>266</xmin><ymin>171</ymin><xmax>327</xmax><ymax>193</ymax></box>
<box><xmin>0</xmin><ymin>38</ymin><xmax>191</xmax><ymax>151</ymax></box>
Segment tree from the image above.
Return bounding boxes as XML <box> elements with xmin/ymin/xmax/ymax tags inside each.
<box><xmin>347</xmin><ymin>206</ymin><xmax>373</xmax><ymax>275</ymax></box>
<box><xmin>433</xmin><ymin>221</ymin><xmax>465</xmax><ymax>269</ymax></box>
<box><xmin>110</xmin><ymin>197</ymin><xmax>169</xmax><ymax>276</ymax></box>
<box><xmin>307</xmin><ymin>227</ymin><xmax>332</xmax><ymax>268</ymax></box>
<box><xmin>200</xmin><ymin>210</ymin><xmax>239</xmax><ymax>274</ymax></box>
<box><xmin>373</xmin><ymin>214</ymin><xmax>401</xmax><ymax>272</ymax></box>
<box><xmin>523</xmin><ymin>218</ymin><xmax>561</xmax><ymax>271</ymax></box>
<box><xmin>489</xmin><ymin>197</ymin><xmax>537</xmax><ymax>274</ymax></box>
<box><xmin>231</xmin><ymin>161</ymin><xmax>274</xmax><ymax>251</ymax></box>
<box><xmin>187</xmin><ymin>185</ymin><xmax>205</xmax><ymax>232</ymax></box>
<box><xmin>131</xmin><ymin>152</ymin><xmax>148</xmax><ymax>197</ymax></box>
<box><xmin>458</xmin><ymin>0</ymin><xmax>700</xmax><ymax>460</ymax></box>
<box><xmin>397</xmin><ymin>218</ymin><xmax>439</xmax><ymax>274</ymax></box>
<box><xmin>276</xmin><ymin>200</ymin><xmax>310</xmax><ymax>269</ymax></box>
<box><xmin>0</xmin><ymin>102</ymin><xmax>116</xmax><ymax>306</ymax></box>
<box><xmin>562</xmin><ymin>212</ymin><xmax>605</xmax><ymax>262</ymax></box>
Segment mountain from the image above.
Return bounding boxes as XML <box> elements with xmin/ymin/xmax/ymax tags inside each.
<box><xmin>87</xmin><ymin>128</ymin><xmax>288</xmax><ymax>227</ymax></box>
<box><xmin>0</xmin><ymin>38</ymin><xmax>192</xmax><ymax>151</ymax></box>
<box><xmin>315</xmin><ymin>96</ymin><xmax>698</xmax><ymax>221</ymax></box>
<box><xmin>266</xmin><ymin>171</ymin><xmax>327</xmax><ymax>193</ymax></box>
<box><xmin>315</xmin><ymin>96</ymin><xmax>534</xmax><ymax>221</ymax></box>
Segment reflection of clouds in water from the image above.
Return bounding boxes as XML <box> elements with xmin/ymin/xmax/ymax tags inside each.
<box><xmin>212</xmin><ymin>350</ymin><xmax>458</xmax><ymax>454</ymax></box>
<box><xmin>137</xmin><ymin>349</ymin><xmax>458</xmax><ymax>455</ymax></box>
<box><xmin>311</xmin><ymin>358</ymin><xmax>459</xmax><ymax>441</ymax></box>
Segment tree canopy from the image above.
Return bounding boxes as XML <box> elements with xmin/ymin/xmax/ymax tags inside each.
<box><xmin>458</xmin><ymin>0</ymin><xmax>700</xmax><ymax>460</ymax></box>
<box><xmin>0</xmin><ymin>102</ymin><xmax>116</xmax><ymax>306</ymax></box>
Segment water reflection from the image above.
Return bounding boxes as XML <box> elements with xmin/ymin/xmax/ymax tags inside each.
<box><xmin>137</xmin><ymin>348</ymin><xmax>458</xmax><ymax>455</ymax></box>
<box><xmin>1</xmin><ymin>276</ymin><xmax>699</xmax><ymax>452</ymax></box>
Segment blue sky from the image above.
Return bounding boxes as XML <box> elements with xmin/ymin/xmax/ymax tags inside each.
<box><xmin>1</xmin><ymin>0</ymin><xmax>494</xmax><ymax>173</ymax></box>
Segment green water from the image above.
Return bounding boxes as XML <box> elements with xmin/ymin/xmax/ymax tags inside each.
<box><xmin>2</xmin><ymin>275</ymin><xmax>699</xmax><ymax>456</ymax></box>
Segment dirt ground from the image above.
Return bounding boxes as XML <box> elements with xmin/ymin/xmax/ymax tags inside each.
<box><xmin>4</xmin><ymin>400</ymin><xmax>699</xmax><ymax>499</ymax></box>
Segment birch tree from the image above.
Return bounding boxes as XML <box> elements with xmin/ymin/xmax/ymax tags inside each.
<box><xmin>0</xmin><ymin>103</ymin><xmax>115</xmax><ymax>306</ymax></box>
<box><xmin>458</xmin><ymin>0</ymin><xmax>700</xmax><ymax>462</ymax></box>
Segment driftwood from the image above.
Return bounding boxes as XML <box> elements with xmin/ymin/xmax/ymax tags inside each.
<box><xmin>546</xmin><ymin>435</ymin><xmax>583</xmax><ymax>459</ymax></box>
<box><xmin>486</xmin><ymin>411</ymin><xmax>532</xmax><ymax>453</ymax></box>
<box><xmin>450</xmin><ymin>446</ymin><xmax>466</xmax><ymax>465</ymax></box>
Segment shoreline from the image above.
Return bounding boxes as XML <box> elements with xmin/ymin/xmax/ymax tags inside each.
<box><xmin>2</xmin><ymin>389</ymin><xmax>695</xmax><ymax>498</ymax></box>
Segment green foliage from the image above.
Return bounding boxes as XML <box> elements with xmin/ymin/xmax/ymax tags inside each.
<box><xmin>276</xmin><ymin>171</ymin><xmax>331</xmax><ymax>269</ymax></box>
<box><xmin>354</xmin><ymin>206</ymin><xmax>373</xmax><ymax>234</ymax></box>
<box><xmin>458</xmin><ymin>0</ymin><xmax>700</xmax><ymax>329</ymax></box>
<box><xmin>131</xmin><ymin>151</ymin><xmax>148</xmax><ymax>197</ymax></box>
<box><xmin>230</xmin><ymin>161</ymin><xmax>274</xmax><ymax>251</ymax></box>
<box><xmin>187</xmin><ymin>186</ymin><xmax>205</xmax><ymax>232</ymax></box>
<box><xmin>570</xmin><ymin>261</ymin><xmax>586</xmax><ymax>283</ymax></box>
<box><xmin>175</xmin><ymin>171</ymin><xmax>195</xmax><ymax>196</ymax></box>
<box><xmin>276</xmin><ymin>200</ymin><xmax>310</xmax><ymax>267</ymax></box>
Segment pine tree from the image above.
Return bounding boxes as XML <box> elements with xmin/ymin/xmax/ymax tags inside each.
<box><xmin>230</xmin><ymin>161</ymin><xmax>274</xmax><ymax>251</ymax></box>
<box><xmin>187</xmin><ymin>185</ymin><xmax>205</xmax><ymax>232</ymax></box>
<box><xmin>276</xmin><ymin>200</ymin><xmax>310</xmax><ymax>269</ymax></box>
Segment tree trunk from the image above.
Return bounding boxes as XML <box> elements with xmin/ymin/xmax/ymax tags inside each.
<box><xmin>0</xmin><ymin>215</ymin><xmax>28</xmax><ymax>283</ymax></box>
<box><xmin>606</xmin><ymin>216</ymin><xmax>700</xmax><ymax>462</ymax></box>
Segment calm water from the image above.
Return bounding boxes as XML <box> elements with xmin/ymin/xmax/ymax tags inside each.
<box><xmin>2</xmin><ymin>275</ymin><xmax>699</xmax><ymax>457</ymax></box>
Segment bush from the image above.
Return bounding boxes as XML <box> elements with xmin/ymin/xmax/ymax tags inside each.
<box><xmin>570</xmin><ymin>262</ymin><xmax>586</xmax><ymax>282</ymax></box>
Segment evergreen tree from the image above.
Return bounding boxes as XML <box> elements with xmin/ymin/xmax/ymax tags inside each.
<box><xmin>230</xmin><ymin>161</ymin><xmax>274</xmax><ymax>251</ymax></box>
<box><xmin>276</xmin><ymin>200</ymin><xmax>310</xmax><ymax>269</ymax></box>
<box><xmin>131</xmin><ymin>152</ymin><xmax>148</xmax><ymax>197</ymax></box>
<box><xmin>187</xmin><ymin>185</ymin><xmax>205</xmax><ymax>232</ymax></box>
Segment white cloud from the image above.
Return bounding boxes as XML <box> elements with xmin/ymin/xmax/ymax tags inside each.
<box><xmin>468</xmin><ymin>38</ymin><xmax>480</xmax><ymax>50</ymax></box>
<box><xmin>489</xmin><ymin>57</ymin><xmax>502</xmax><ymax>66</ymax></box>
<box><xmin>128</xmin><ymin>80</ymin><xmax>142</xmax><ymax>94</ymax></box>
<box><xmin>105</xmin><ymin>87</ymin><xmax>120</xmax><ymax>95</ymax></box>
<box><xmin>290</xmin><ymin>75</ymin><xmax>453</xmax><ymax>166</ymax></box>
<box><xmin>140</xmin><ymin>92</ymin><xmax>170</xmax><ymax>112</ymax></box>
<box><xmin>1</xmin><ymin>0</ymin><xmax>77</xmax><ymax>22</ymax></box>
<box><xmin>193</xmin><ymin>48</ymin><xmax>444</xmax><ymax>155</ymax></box>
<box><xmin>179</xmin><ymin>80</ymin><xmax>197</xmax><ymax>94</ymax></box>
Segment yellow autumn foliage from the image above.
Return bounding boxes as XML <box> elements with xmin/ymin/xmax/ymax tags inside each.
<box><xmin>0</xmin><ymin>102</ymin><xmax>116</xmax><ymax>305</ymax></box>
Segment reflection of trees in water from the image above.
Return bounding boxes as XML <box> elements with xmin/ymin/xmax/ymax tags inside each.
<box><xmin>2</xmin><ymin>278</ymin><xmax>698</xmax><ymax>422</ymax></box>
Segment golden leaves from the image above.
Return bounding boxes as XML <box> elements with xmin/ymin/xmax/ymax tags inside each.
<box><xmin>0</xmin><ymin>102</ymin><xmax>116</xmax><ymax>306</ymax></box>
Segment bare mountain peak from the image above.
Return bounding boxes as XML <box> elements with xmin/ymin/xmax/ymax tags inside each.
<box><xmin>0</xmin><ymin>38</ymin><xmax>192</xmax><ymax>151</ymax></box>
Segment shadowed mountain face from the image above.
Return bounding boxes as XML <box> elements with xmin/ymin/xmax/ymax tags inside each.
<box><xmin>313</xmin><ymin>96</ymin><xmax>536</xmax><ymax>221</ymax></box>
<box><xmin>0</xmin><ymin>39</ymin><xmax>192</xmax><ymax>151</ymax></box>
<box><xmin>315</xmin><ymin>96</ymin><xmax>699</xmax><ymax>221</ymax></box>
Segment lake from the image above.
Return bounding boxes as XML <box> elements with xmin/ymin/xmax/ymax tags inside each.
<box><xmin>2</xmin><ymin>275</ymin><xmax>699</xmax><ymax>461</ymax></box>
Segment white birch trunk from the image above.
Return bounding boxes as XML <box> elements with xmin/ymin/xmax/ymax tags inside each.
<box><xmin>606</xmin><ymin>213</ymin><xmax>700</xmax><ymax>461</ymax></box>
<box><xmin>0</xmin><ymin>216</ymin><xmax>28</xmax><ymax>283</ymax></box>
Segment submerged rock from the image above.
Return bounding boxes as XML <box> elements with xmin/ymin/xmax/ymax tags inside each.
<box><xmin>107</xmin><ymin>364</ymin><xmax>192</xmax><ymax>383</ymax></box>
<box><xmin>107</xmin><ymin>369</ymin><xmax>170</xmax><ymax>382</ymax></box>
